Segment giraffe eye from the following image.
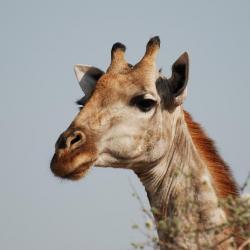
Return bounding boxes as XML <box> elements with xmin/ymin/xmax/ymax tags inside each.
<box><xmin>131</xmin><ymin>95</ymin><xmax>156</xmax><ymax>112</ymax></box>
<box><xmin>137</xmin><ymin>99</ymin><xmax>156</xmax><ymax>112</ymax></box>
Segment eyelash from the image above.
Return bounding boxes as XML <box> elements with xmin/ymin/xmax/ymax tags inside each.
<box><xmin>76</xmin><ymin>98</ymin><xmax>84</xmax><ymax>110</ymax></box>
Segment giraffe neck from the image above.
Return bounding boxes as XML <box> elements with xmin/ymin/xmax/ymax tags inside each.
<box><xmin>135</xmin><ymin>112</ymin><xmax>234</xmax><ymax>250</ymax></box>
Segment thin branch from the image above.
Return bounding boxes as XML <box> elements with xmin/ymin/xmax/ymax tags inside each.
<box><xmin>240</xmin><ymin>172</ymin><xmax>250</xmax><ymax>193</ymax></box>
<box><xmin>128</xmin><ymin>179</ymin><xmax>154</xmax><ymax>220</ymax></box>
<box><xmin>238</xmin><ymin>239</ymin><xmax>250</xmax><ymax>250</ymax></box>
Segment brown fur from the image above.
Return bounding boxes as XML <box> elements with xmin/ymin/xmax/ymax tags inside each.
<box><xmin>184</xmin><ymin>110</ymin><xmax>239</xmax><ymax>199</ymax></box>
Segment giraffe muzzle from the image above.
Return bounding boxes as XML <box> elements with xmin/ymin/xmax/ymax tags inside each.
<box><xmin>50</xmin><ymin>129</ymin><xmax>97</xmax><ymax>180</ymax></box>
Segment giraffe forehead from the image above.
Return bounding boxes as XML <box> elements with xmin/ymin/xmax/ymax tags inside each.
<box><xmin>96</xmin><ymin>72</ymin><xmax>158</xmax><ymax>97</ymax></box>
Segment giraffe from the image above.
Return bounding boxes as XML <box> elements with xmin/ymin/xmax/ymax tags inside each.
<box><xmin>50</xmin><ymin>37</ymin><xmax>241</xmax><ymax>249</ymax></box>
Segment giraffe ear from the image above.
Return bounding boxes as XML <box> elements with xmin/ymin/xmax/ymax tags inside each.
<box><xmin>74</xmin><ymin>64</ymin><xmax>104</xmax><ymax>100</ymax></box>
<box><xmin>168</xmin><ymin>52</ymin><xmax>189</xmax><ymax>106</ymax></box>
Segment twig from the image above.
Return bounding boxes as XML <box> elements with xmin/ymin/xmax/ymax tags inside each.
<box><xmin>238</xmin><ymin>239</ymin><xmax>250</xmax><ymax>250</ymax></box>
<box><xmin>128</xmin><ymin>179</ymin><xmax>154</xmax><ymax>220</ymax></box>
<box><xmin>240</xmin><ymin>172</ymin><xmax>250</xmax><ymax>193</ymax></box>
<box><xmin>211</xmin><ymin>233</ymin><xmax>234</xmax><ymax>249</ymax></box>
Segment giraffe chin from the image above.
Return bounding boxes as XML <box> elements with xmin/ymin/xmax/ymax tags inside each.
<box><xmin>50</xmin><ymin>152</ymin><xmax>95</xmax><ymax>181</ymax></box>
<box><xmin>63</xmin><ymin>163</ymin><xmax>92</xmax><ymax>180</ymax></box>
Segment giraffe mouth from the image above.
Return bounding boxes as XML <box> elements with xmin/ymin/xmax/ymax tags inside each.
<box><xmin>63</xmin><ymin>162</ymin><xmax>92</xmax><ymax>180</ymax></box>
<box><xmin>50</xmin><ymin>150</ymin><xmax>96</xmax><ymax>181</ymax></box>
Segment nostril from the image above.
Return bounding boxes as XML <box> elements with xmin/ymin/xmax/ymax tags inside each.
<box><xmin>70</xmin><ymin>134</ymin><xmax>82</xmax><ymax>146</ymax></box>
<box><xmin>56</xmin><ymin>131</ymin><xmax>85</xmax><ymax>151</ymax></box>
<box><xmin>67</xmin><ymin>131</ymin><xmax>85</xmax><ymax>149</ymax></box>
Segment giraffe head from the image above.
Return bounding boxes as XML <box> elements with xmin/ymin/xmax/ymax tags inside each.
<box><xmin>50</xmin><ymin>37</ymin><xmax>189</xmax><ymax>180</ymax></box>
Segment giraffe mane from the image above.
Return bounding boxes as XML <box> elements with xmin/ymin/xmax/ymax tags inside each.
<box><xmin>184</xmin><ymin>110</ymin><xmax>239</xmax><ymax>198</ymax></box>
